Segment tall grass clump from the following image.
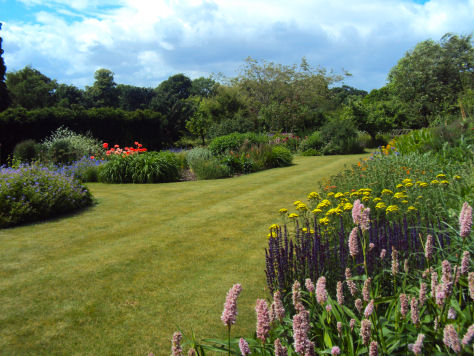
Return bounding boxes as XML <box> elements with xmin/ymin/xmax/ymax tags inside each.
<box><xmin>98</xmin><ymin>151</ymin><xmax>180</xmax><ymax>183</ymax></box>
<box><xmin>0</xmin><ymin>164</ymin><xmax>93</xmax><ymax>228</ymax></box>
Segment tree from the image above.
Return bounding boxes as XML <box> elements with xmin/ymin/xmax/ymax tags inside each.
<box><xmin>85</xmin><ymin>68</ymin><xmax>118</xmax><ymax>107</ymax></box>
<box><xmin>0</xmin><ymin>23</ymin><xmax>10</xmax><ymax>112</ymax></box>
<box><xmin>234</xmin><ymin>57</ymin><xmax>345</xmax><ymax>133</ymax></box>
<box><xmin>190</xmin><ymin>77</ymin><xmax>218</xmax><ymax>98</ymax></box>
<box><xmin>151</xmin><ymin>74</ymin><xmax>193</xmax><ymax>141</ymax></box>
<box><xmin>55</xmin><ymin>83</ymin><xmax>84</xmax><ymax>108</ymax></box>
<box><xmin>388</xmin><ymin>33</ymin><xmax>473</xmax><ymax>125</ymax></box>
<box><xmin>185</xmin><ymin>97</ymin><xmax>213</xmax><ymax>145</ymax></box>
<box><xmin>6</xmin><ymin>66</ymin><xmax>57</xmax><ymax>109</ymax></box>
<box><xmin>117</xmin><ymin>84</ymin><xmax>154</xmax><ymax>111</ymax></box>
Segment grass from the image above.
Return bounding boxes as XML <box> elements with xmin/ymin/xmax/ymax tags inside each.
<box><xmin>0</xmin><ymin>154</ymin><xmax>370</xmax><ymax>355</ymax></box>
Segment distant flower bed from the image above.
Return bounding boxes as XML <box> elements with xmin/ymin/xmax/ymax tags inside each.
<box><xmin>0</xmin><ymin>164</ymin><xmax>93</xmax><ymax>228</ymax></box>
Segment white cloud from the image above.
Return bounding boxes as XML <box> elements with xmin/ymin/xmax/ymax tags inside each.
<box><xmin>1</xmin><ymin>0</ymin><xmax>473</xmax><ymax>90</ymax></box>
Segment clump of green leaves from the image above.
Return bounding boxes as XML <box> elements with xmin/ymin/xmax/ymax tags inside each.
<box><xmin>98</xmin><ymin>151</ymin><xmax>180</xmax><ymax>183</ymax></box>
<box><xmin>0</xmin><ymin>164</ymin><xmax>93</xmax><ymax>228</ymax></box>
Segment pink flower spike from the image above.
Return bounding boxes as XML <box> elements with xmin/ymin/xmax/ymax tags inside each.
<box><xmin>239</xmin><ymin>338</ymin><xmax>250</xmax><ymax>356</ymax></box>
<box><xmin>171</xmin><ymin>331</ymin><xmax>183</xmax><ymax>356</ymax></box>
<box><xmin>459</xmin><ymin>202</ymin><xmax>472</xmax><ymax>238</ymax></box>
<box><xmin>255</xmin><ymin>299</ymin><xmax>270</xmax><ymax>342</ymax></box>
<box><xmin>348</xmin><ymin>227</ymin><xmax>359</xmax><ymax>257</ymax></box>
<box><xmin>316</xmin><ymin>276</ymin><xmax>328</xmax><ymax>305</ymax></box>
<box><xmin>443</xmin><ymin>324</ymin><xmax>461</xmax><ymax>353</ymax></box>
<box><xmin>331</xmin><ymin>346</ymin><xmax>341</xmax><ymax>355</ymax></box>
<box><xmin>305</xmin><ymin>278</ymin><xmax>315</xmax><ymax>293</ymax></box>
<box><xmin>221</xmin><ymin>284</ymin><xmax>242</xmax><ymax>327</ymax></box>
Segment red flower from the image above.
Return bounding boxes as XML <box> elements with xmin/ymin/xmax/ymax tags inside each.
<box><xmin>138</xmin><ymin>148</ymin><xmax>147</xmax><ymax>152</ymax></box>
<box><xmin>114</xmin><ymin>144</ymin><xmax>119</xmax><ymax>148</ymax></box>
<box><xmin>90</xmin><ymin>156</ymin><xmax>95</xmax><ymax>160</ymax></box>
<box><xmin>134</xmin><ymin>141</ymin><xmax>139</xmax><ymax>146</ymax></box>
<box><xmin>137</xmin><ymin>143</ymin><xmax>143</xmax><ymax>148</ymax></box>
<box><xmin>103</xmin><ymin>143</ymin><xmax>109</xmax><ymax>149</ymax></box>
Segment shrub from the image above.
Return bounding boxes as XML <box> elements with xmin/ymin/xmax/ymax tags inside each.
<box><xmin>191</xmin><ymin>158</ymin><xmax>231</xmax><ymax>180</ymax></box>
<box><xmin>298</xmin><ymin>131</ymin><xmax>324</xmax><ymax>152</ymax></box>
<box><xmin>320</xmin><ymin>118</ymin><xmax>364</xmax><ymax>154</ymax></box>
<box><xmin>98</xmin><ymin>151</ymin><xmax>180</xmax><ymax>183</ymax></box>
<box><xmin>208</xmin><ymin>133</ymin><xmax>246</xmax><ymax>156</ymax></box>
<box><xmin>268</xmin><ymin>145</ymin><xmax>293</xmax><ymax>168</ymax></box>
<box><xmin>58</xmin><ymin>156</ymin><xmax>105</xmax><ymax>182</ymax></box>
<box><xmin>48</xmin><ymin>139</ymin><xmax>78</xmax><ymax>164</ymax></box>
<box><xmin>186</xmin><ymin>147</ymin><xmax>214</xmax><ymax>169</ymax></box>
<box><xmin>42</xmin><ymin>126</ymin><xmax>103</xmax><ymax>163</ymax></box>
<box><xmin>13</xmin><ymin>139</ymin><xmax>43</xmax><ymax>163</ymax></box>
<box><xmin>208</xmin><ymin>115</ymin><xmax>255</xmax><ymax>138</ymax></box>
<box><xmin>0</xmin><ymin>164</ymin><xmax>93</xmax><ymax>228</ymax></box>
<box><xmin>300</xmin><ymin>148</ymin><xmax>319</xmax><ymax>156</ymax></box>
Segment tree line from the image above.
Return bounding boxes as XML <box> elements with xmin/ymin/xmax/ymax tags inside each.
<box><xmin>0</xmin><ymin>25</ymin><xmax>472</xmax><ymax>162</ymax></box>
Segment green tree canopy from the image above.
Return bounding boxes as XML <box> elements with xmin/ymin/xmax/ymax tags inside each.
<box><xmin>116</xmin><ymin>84</ymin><xmax>154</xmax><ymax>111</ymax></box>
<box><xmin>388</xmin><ymin>33</ymin><xmax>473</xmax><ymax>125</ymax></box>
<box><xmin>0</xmin><ymin>23</ymin><xmax>10</xmax><ymax>112</ymax></box>
<box><xmin>6</xmin><ymin>66</ymin><xmax>57</xmax><ymax>109</ymax></box>
<box><xmin>85</xmin><ymin>68</ymin><xmax>118</xmax><ymax>108</ymax></box>
<box><xmin>55</xmin><ymin>83</ymin><xmax>84</xmax><ymax>108</ymax></box>
<box><xmin>233</xmin><ymin>57</ymin><xmax>345</xmax><ymax>133</ymax></box>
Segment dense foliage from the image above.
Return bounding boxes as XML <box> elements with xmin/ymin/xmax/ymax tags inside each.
<box><xmin>0</xmin><ymin>164</ymin><xmax>93</xmax><ymax>228</ymax></box>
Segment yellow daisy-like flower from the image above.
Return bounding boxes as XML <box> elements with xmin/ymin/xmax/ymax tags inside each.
<box><xmin>319</xmin><ymin>217</ymin><xmax>330</xmax><ymax>225</ymax></box>
<box><xmin>393</xmin><ymin>192</ymin><xmax>407</xmax><ymax>199</ymax></box>
<box><xmin>302</xmin><ymin>228</ymin><xmax>308</xmax><ymax>233</ymax></box>
<box><xmin>436</xmin><ymin>174</ymin><xmax>446</xmax><ymax>179</ymax></box>
<box><xmin>296</xmin><ymin>203</ymin><xmax>308</xmax><ymax>211</ymax></box>
<box><xmin>267</xmin><ymin>231</ymin><xmax>278</xmax><ymax>239</ymax></box>
<box><xmin>343</xmin><ymin>202</ymin><xmax>353</xmax><ymax>211</ymax></box>
<box><xmin>350</xmin><ymin>192</ymin><xmax>359</xmax><ymax>197</ymax></box>
<box><xmin>401</xmin><ymin>200</ymin><xmax>409</xmax><ymax>204</ymax></box>
<box><xmin>417</xmin><ymin>195</ymin><xmax>423</xmax><ymax>199</ymax></box>
<box><xmin>334</xmin><ymin>192</ymin><xmax>344</xmax><ymax>199</ymax></box>
<box><xmin>381</xmin><ymin>189</ymin><xmax>393</xmax><ymax>195</ymax></box>
<box><xmin>312</xmin><ymin>208</ymin><xmax>323</xmax><ymax>215</ymax></box>
<box><xmin>440</xmin><ymin>180</ymin><xmax>449</xmax><ymax>185</ymax></box>
<box><xmin>326</xmin><ymin>208</ymin><xmax>343</xmax><ymax>216</ymax></box>
<box><xmin>289</xmin><ymin>213</ymin><xmax>299</xmax><ymax>219</ymax></box>
<box><xmin>453</xmin><ymin>175</ymin><xmax>461</xmax><ymax>180</ymax></box>
<box><xmin>344</xmin><ymin>192</ymin><xmax>350</xmax><ymax>196</ymax></box>
<box><xmin>407</xmin><ymin>206</ymin><xmax>417</xmax><ymax>212</ymax></box>
<box><xmin>293</xmin><ymin>200</ymin><xmax>302</xmax><ymax>206</ymax></box>
<box><xmin>362</xmin><ymin>196</ymin><xmax>371</xmax><ymax>203</ymax></box>
<box><xmin>430</xmin><ymin>180</ymin><xmax>439</xmax><ymax>185</ymax></box>
<box><xmin>419</xmin><ymin>182</ymin><xmax>428</xmax><ymax>188</ymax></box>
<box><xmin>307</xmin><ymin>192</ymin><xmax>321</xmax><ymax>200</ymax></box>
<box><xmin>405</xmin><ymin>182</ymin><xmax>414</xmax><ymax>188</ymax></box>
<box><xmin>376</xmin><ymin>202</ymin><xmax>387</xmax><ymax>210</ymax></box>
<box><xmin>362</xmin><ymin>191</ymin><xmax>371</xmax><ymax>196</ymax></box>
<box><xmin>415</xmin><ymin>181</ymin><xmax>423</xmax><ymax>186</ymax></box>
<box><xmin>402</xmin><ymin>178</ymin><xmax>413</xmax><ymax>184</ymax></box>
<box><xmin>327</xmin><ymin>192</ymin><xmax>335</xmax><ymax>197</ymax></box>
<box><xmin>396</xmin><ymin>184</ymin><xmax>404</xmax><ymax>189</ymax></box>
<box><xmin>316</xmin><ymin>199</ymin><xmax>331</xmax><ymax>209</ymax></box>
<box><xmin>269</xmin><ymin>224</ymin><xmax>280</xmax><ymax>230</ymax></box>
<box><xmin>279</xmin><ymin>208</ymin><xmax>288</xmax><ymax>214</ymax></box>
<box><xmin>310</xmin><ymin>229</ymin><xmax>315</xmax><ymax>234</ymax></box>
<box><xmin>386</xmin><ymin>205</ymin><xmax>399</xmax><ymax>213</ymax></box>
<box><xmin>373</xmin><ymin>197</ymin><xmax>382</xmax><ymax>203</ymax></box>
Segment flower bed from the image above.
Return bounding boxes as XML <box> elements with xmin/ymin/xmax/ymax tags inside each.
<box><xmin>0</xmin><ymin>164</ymin><xmax>93</xmax><ymax>228</ymax></box>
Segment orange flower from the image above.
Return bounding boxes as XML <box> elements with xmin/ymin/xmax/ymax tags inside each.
<box><xmin>103</xmin><ymin>143</ymin><xmax>108</xmax><ymax>149</ymax></box>
<box><xmin>90</xmin><ymin>156</ymin><xmax>95</xmax><ymax>160</ymax></box>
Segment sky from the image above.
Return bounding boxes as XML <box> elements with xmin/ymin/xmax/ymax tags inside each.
<box><xmin>0</xmin><ymin>0</ymin><xmax>473</xmax><ymax>91</ymax></box>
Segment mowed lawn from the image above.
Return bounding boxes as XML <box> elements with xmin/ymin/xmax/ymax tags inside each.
<box><xmin>0</xmin><ymin>154</ymin><xmax>369</xmax><ymax>355</ymax></box>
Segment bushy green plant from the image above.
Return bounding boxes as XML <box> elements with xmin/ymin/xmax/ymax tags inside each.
<box><xmin>48</xmin><ymin>138</ymin><xmax>78</xmax><ymax>164</ymax></box>
<box><xmin>299</xmin><ymin>131</ymin><xmax>324</xmax><ymax>152</ymax></box>
<box><xmin>186</xmin><ymin>147</ymin><xmax>213</xmax><ymax>168</ymax></box>
<box><xmin>208</xmin><ymin>133</ymin><xmax>246</xmax><ymax>156</ymax></box>
<box><xmin>42</xmin><ymin>126</ymin><xmax>103</xmax><ymax>162</ymax></box>
<box><xmin>191</xmin><ymin>158</ymin><xmax>231</xmax><ymax>180</ymax></box>
<box><xmin>0</xmin><ymin>164</ymin><xmax>93</xmax><ymax>228</ymax></box>
<box><xmin>320</xmin><ymin>118</ymin><xmax>365</xmax><ymax>155</ymax></box>
<box><xmin>98</xmin><ymin>151</ymin><xmax>180</xmax><ymax>183</ymax></box>
<box><xmin>268</xmin><ymin>145</ymin><xmax>293</xmax><ymax>168</ymax></box>
<box><xmin>300</xmin><ymin>148</ymin><xmax>319</xmax><ymax>156</ymax></box>
<box><xmin>13</xmin><ymin>139</ymin><xmax>43</xmax><ymax>163</ymax></box>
